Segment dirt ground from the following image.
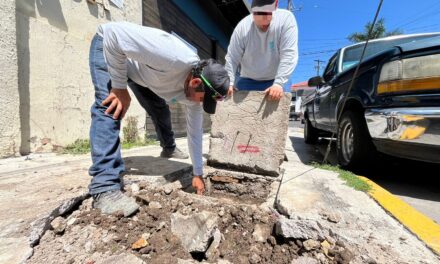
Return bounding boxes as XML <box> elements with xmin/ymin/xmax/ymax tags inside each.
<box><xmin>28</xmin><ymin>180</ymin><xmax>354</xmax><ymax>264</ymax></box>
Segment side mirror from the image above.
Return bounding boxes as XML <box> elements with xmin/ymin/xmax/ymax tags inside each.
<box><xmin>308</xmin><ymin>76</ymin><xmax>325</xmax><ymax>87</ymax></box>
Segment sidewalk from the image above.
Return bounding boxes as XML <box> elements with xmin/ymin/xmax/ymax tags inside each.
<box><xmin>0</xmin><ymin>137</ymin><xmax>206</xmax><ymax>264</ymax></box>
<box><xmin>1</xmin><ymin>130</ymin><xmax>439</xmax><ymax>263</ymax></box>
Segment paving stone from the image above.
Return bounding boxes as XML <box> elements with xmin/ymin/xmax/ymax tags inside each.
<box><xmin>209</xmin><ymin>91</ymin><xmax>291</xmax><ymax>176</ymax></box>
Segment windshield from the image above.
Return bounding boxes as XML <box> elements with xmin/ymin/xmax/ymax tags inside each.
<box><xmin>341</xmin><ymin>34</ymin><xmax>440</xmax><ymax>71</ymax></box>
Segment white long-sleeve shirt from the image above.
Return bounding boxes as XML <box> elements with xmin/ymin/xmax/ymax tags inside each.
<box><xmin>97</xmin><ymin>22</ymin><xmax>204</xmax><ymax>176</ymax></box>
<box><xmin>225</xmin><ymin>9</ymin><xmax>299</xmax><ymax>87</ymax></box>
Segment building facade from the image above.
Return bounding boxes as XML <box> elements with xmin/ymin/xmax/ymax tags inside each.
<box><xmin>0</xmin><ymin>0</ymin><xmax>248</xmax><ymax>157</ymax></box>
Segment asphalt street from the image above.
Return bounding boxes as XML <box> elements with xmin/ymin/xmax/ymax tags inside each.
<box><xmin>288</xmin><ymin>120</ymin><xmax>440</xmax><ymax>224</ymax></box>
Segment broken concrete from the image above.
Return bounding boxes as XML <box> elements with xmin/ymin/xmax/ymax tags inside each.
<box><xmin>209</xmin><ymin>91</ymin><xmax>291</xmax><ymax>176</ymax></box>
<box><xmin>29</xmin><ymin>192</ymin><xmax>88</xmax><ymax>246</ymax></box>
<box><xmin>170</xmin><ymin>211</ymin><xmax>219</xmax><ymax>253</ymax></box>
<box><xmin>275</xmin><ymin>216</ymin><xmax>325</xmax><ymax>241</ymax></box>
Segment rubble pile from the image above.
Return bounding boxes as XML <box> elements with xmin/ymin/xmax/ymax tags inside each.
<box><xmin>29</xmin><ymin>182</ymin><xmax>354</xmax><ymax>264</ymax></box>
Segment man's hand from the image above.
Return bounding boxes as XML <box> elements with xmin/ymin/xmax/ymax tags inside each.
<box><xmin>227</xmin><ymin>85</ymin><xmax>238</xmax><ymax>97</ymax></box>
<box><xmin>102</xmin><ymin>88</ymin><xmax>131</xmax><ymax>120</ymax></box>
<box><xmin>192</xmin><ymin>176</ymin><xmax>205</xmax><ymax>195</ymax></box>
<box><xmin>264</xmin><ymin>84</ymin><xmax>284</xmax><ymax>101</ymax></box>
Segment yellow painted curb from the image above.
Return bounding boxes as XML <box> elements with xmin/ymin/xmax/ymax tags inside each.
<box><xmin>358</xmin><ymin>176</ymin><xmax>440</xmax><ymax>255</ymax></box>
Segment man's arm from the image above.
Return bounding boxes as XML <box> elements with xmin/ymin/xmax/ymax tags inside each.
<box><xmin>225</xmin><ymin>24</ymin><xmax>245</xmax><ymax>96</ymax></box>
<box><xmin>274</xmin><ymin>13</ymin><xmax>299</xmax><ymax>88</ymax></box>
<box><xmin>185</xmin><ymin>103</ymin><xmax>205</xmax><ymax>194</ymax></box>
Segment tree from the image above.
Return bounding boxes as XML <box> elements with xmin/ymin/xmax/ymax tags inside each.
<box><xmin>348</xmin><ymin>18</ymin><xmax>403</xmax><ymax>43</ymax></box>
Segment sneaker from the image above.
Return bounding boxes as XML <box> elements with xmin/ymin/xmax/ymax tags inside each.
<box><xmin>160</xmin><ymin>147</ymin><xmax>189</xmax><ymax>159</ymax></box>
<box><xmin>92</xmin><ymin>190</ymin><xmax>139</xmax><ymax>217</ymax></box>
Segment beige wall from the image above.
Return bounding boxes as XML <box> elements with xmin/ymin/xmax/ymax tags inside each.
<box><xmin>0</xmin><ymin>1</ymin><xmax>21</xmax><ymax>157</ymax></box>
<box><xmin>12</xmin><ymin>0</ymin><xmax>144</xmax><ymax>154</ymax></box>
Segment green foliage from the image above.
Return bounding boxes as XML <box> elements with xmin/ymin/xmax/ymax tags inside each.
<box><xmin>310</xmin><ymin>162</ymin><xmax>372</xmax><ymax>192</ymax></box>
<box><xmin>348</xmin><ymin>18</ymin><xmax>403</xmax><ymax>43</ymax></box>
<box><xmin>63</xmin><ymin>139</ymin><xmax>90</xmax><ymax>155</ymax></box>
<box><xmin>123</xmin><ymin>116</ymin><xmax>140</xmax><ymax>144</ymax></box>
<box><xmin>63</xmin><ymin>116</ymin><xmax>157</xmax><ymax>155</ymax></box>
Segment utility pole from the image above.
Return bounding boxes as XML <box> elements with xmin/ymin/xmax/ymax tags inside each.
<box><xmin>287</xmin><ymin>0</ymin><xmax>302</xmax><ymax>12</ymax></box>
<box><xmin>314</xmin><ymin>59</ymin><xmax>325</xmax><ymax>76</ymax></box>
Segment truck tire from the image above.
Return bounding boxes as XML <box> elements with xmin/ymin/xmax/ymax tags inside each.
<box><xmin>304</xmin><ymin>116</ymin><xmax>319</xmax><ymax>144</ymax></box>
<box><xmin>336</xmin><ymin>110</ymin><xmax>375</xmax><ymax>170</ymax></box>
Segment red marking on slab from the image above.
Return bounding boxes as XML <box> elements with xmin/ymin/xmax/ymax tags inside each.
<box><xmin>237</xmin><ymin>145</ymin><xmax>260</xmax><ymax>153</ymax></box>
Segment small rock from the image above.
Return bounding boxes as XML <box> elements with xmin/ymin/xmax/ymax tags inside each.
<box><xmin>321</xmin><ymin>240</ymin><xmax>331</xmax><ymax>256</ymax></box>
<box><xmin>67</xmin><ymin>217</ymin><xmax>77</xmax><ymax>226</ymax></box>
<box><xmin>205</xmin><ymin>228</ymin><xmax>222</xmax><ymax>260</ymax></box>
<box><xmin>99</xmin><ymin>253</ymin><xmax>146</xmax><ymax>264</ymax></box>
<box><xmin>139</xmin><ymin>246</ymin><xmax>153</xmax><ymax>254</ymax></box>
<box><xmin>218</xmin><ymin>207</ymin><xmax>225</xmax><ymax>217</ymax></box>
<box><xmin>136</xmin><ymin>194</ymin><xmax>150</xmax><ymax>205</ymax></box>
<box><xmin>157</xmin><ymin>221</ymin><xmax>166</xmax><ymax>231</ymax></box>
<box><xmin>291</xmin><ymin>256</ymin><xmax>319</xmax><ymax>264</ymax></box>
<box><xmin>252</xmin><ymin>224</ymin><xmax>270</xmax><ymax>243</ymax></box>
<box><xmin>131</xmin><ymin>183</ymin><xmax>140</xmax><ymax>195</ymax></box>
<box><xmin>149</xmin><ymin>201</ymin><xmax>162</xmax><ymax>209</ymax></box>
<box><xmin>51</xmin><ymin>216</ymin><xmax>66</xmax><ymax>234</ymax></box>
<box><xmin>249</xmin><ymin>253</ymin><xmax>261</xmax><ymax>264</ymax></box>
<box><xmin>84</xmin><ymin>241</ymin><xmax>95</xmax><ymax>253</ymax></box>
<box><xmin>314</xmin><ymin>252</ymin><xmax>327</xmax><ymax>263</ymax></box>
<box><xmin>267</xmin><ymin>236</ymin><xmax>277</xmax><ymax>246</ymax></box>
<box><xmin>132</xmin><ymin>238</ymin><xmax>149</xmax><ymax>250</ymax></box>
<box><xmin>336</xmin><ymin>240</ymin><xmax>346</xmax><ymax>248</ymax></box>
<box><xmin>399</xmin><ymin>236</ymin><xmax>408</xmax><ymax>241</ymax></box>
<box><xmin>164</xmin><ymin>187</ymin><xmax>173</xmax><ymax>195</ymax></box>
<box><xmin>303</xmin><ymin>239</ymin><xmax>320</xmax><ymax>251</ymax></box>
<box><xmin>327</xmin><ymin>212</ymin><xmax>341</xmax><ymax>223</ymax></box>
<box><xmin>325</xmin><ymin>235</ymin><xmax>336</xmax><ymax>245</ymax></box>
<box><xmin>142</xmin><ymin>233</ymin><xmax>151</xmax><ymax>240</ymax></box>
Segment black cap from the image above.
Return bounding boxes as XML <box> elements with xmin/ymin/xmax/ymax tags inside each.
<box><xmin>199</xmin><ymin>59</ymin><xmax>229</xmax><ymax>114</ymax></box>
<box><xmin>251</xmin><ymin>0</ymin><xmax>277</xmax><ymax>12</ymax></box>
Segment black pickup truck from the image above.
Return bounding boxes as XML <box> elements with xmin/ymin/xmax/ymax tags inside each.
<box><xmin>302</xmin><ymin>33</ymin><xmax>440</xmax><ymax>170</ymax></box>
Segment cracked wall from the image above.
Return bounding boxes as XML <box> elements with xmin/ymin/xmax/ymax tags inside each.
<box><xmin>11</xmin><ymin>0</ymin><xmax>144</xmax><ymax>154</ymax></box>
<box><xmin>0</xmin><ymin>1</ymin><xmax>21</xmax><ymax>157</ymax></box>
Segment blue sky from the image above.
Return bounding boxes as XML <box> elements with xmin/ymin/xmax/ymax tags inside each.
<box><xmin>247</xmin><ymin>0</ymin><xmax>440</xmax><ymax>88</ymax></box>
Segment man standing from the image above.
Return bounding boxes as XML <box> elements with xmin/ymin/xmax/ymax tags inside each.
<box><xmin>88</xmin><ymin>22</ymin><xmax>229</xmax><ymax>216</ymax></box>
<box><xmin>225</xmin><ymin>0</ymin><xmax>298</xmax><ymax>100</ymax></box>
<box><xmin>139</xmin><ymin>89</ymin><xmax>188</xmax><ymax>160</ymax></box>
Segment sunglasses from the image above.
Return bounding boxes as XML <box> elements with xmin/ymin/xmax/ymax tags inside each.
<box><xmin>253</xmin><ymin>11</ymin><xmax>272</xmax><ymax>16</ymax></box>
<box><xmin>200</xmin><ymin>74</ymin><xmax>225</xmax><ymax>101</ymax></box>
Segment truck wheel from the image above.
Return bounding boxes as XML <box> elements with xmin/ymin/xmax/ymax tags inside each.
<box><xmin>337</xmin><ymin>110</ymin><xmax>375</xmax><ymax>170</ymax></box>
<box><xmin>304</xmin><ymin>116</ymin><xmax>319</xmax><ymax>144</ymax></box>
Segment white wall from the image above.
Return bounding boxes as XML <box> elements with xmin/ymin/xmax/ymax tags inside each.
<box><xmin>0</xmin><ymin>1</ymin><xmax>21</xmax><ymax>157</ymax></box>
<box><xmin>13</xmin><ymin>0</ymin><xmax>144</xmax><ymax>154</ymax></box>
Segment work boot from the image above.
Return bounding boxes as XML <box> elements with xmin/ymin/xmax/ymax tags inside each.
<box><xmin>160</xmin><ymin>147</ymin><xmax>189</xmax><ymax>159</ymax></box>
<box><xmin>92</xmin><ymin>190</ymin><xmax>139</xmax><ymax>217</ymax></box>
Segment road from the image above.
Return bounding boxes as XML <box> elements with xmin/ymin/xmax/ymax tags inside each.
<box><xmin>288</xmin><ymin>120</ymin><xmax>440</xmax><ymax>224</ymax></box>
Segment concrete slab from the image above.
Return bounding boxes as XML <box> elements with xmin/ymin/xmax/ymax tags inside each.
<box><xmin>271</xmin><ymin>126</ymin><xmax>440</xmax><ymax>263</ymax></box>
<box><xmin>209</xmin><ymin>91</ymin><xmax>291</xmax><ymax>176</ymax></box>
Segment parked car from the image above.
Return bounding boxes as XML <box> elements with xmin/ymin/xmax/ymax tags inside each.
<box><xmin>289</xmin><ymin>92</ymin><xmax>301</xmax><ymax>121</ymax></box>
<box><xmin>302</xmin><ymin>33</ymin><xmax>440</xmax><ymax>169</ymax></box>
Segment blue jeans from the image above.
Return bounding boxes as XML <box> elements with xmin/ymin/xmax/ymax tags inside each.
<box><xmin>88</xmin><ymin>34</ymin><xmax>175</xmax><ymax>195</ymax></box>
<box><xmin>236</xmin><ymin>77</ymin><xmax>274</xmax><ymax>91</ymax></box>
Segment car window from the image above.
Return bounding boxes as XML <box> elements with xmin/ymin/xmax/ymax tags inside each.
<box><xmin>323</xmin><ymin>53</ymin><xmax>338</xmax><ymax>82</ymax></box>
<box><xmin>341</xmin><ymin>35</ymin><xmax>440</xmax><ymax>71</ymax></box>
